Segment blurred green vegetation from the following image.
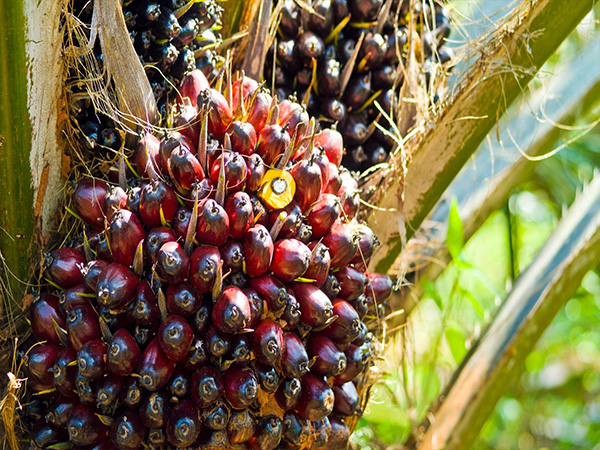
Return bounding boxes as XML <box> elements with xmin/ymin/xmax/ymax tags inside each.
<box><xmin>352</xmin><ymin>3</ymin><xmax>600</xmax><ymax>448</ymax></box>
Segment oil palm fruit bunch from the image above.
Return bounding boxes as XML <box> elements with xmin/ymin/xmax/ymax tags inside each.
<box><xmin>266</xmin><ymin>0</ymin><xmax>452</xmax><ymax>172</ymax></box>
<box><xmin>24</xmin><ymin>70</ymin><xmax>393</xmax><ymax>450</ymax></box>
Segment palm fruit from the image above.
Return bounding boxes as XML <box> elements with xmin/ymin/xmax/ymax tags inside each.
<box><xmin>266</xmin><ymin>0</ymin><xmax>453</xmax><ymax>173</ymax></box>
<box><xmin>25</xmin><ymin>71</ymin><xmax>394</xmax><ymax>449</ymax></box>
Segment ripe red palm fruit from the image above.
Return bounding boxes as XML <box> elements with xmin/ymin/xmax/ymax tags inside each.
<box><xmin>166</xmin><ymin>399</ymin><xmax>202</xmax><ymax>448</ymax></box>
<box><xmin>103</xmin><ymin>185</ymin><xmax>128</xmax><ymax>217</ymax></box>
<box><xmin>365</xmin><ymin>272</ymin><xmax>393</xmax><ymax>304</ymax></box>
<box><xmin>110</xmin><ymin>409</ymin><xmax>147</xmax><ymax>450</ymax></box>
<box><xmin>242</xmin><ymin>224</ymin><xmax>274</xmax><ymax>277</ymax></box>
<box><xmin>251</xmin><ymin>319</ymin><xmax>284</xmax><ymax>364</ymax></box>
<box><xmin>281</xmin><ymin>332</ymin><xmax>310</xmax><ymax>379</ymax></box>
<box><xmin>191</xmin><ymin>365</ymin><xmax>224</xmax><ymax>408</ymax></box>
<box><xmin>291</xmin><ymin>158</ymin><xmax>323</xmax><ymax>212</ymax></box>
<box><xmin>295</xmin><ymin>374</ymin><xmax>335</xmax><ymax>421</ymax></box>
<box><xmin>267</xmin><ymin>201</ymin><xmax>303</xmax><ymax>239</ymax></box>
<box><xmin>315</xmin><ymin>129</ymin><xmax>343</xmax><ymax>167</ymax></box>
<box><xmin>243</xmin><ymin>288</ymin><xmax>264</xmax><ymax>328</ymax></box>
<box><xmin>311</xmin><ymin>149</ymin><xmax>331</xmax><ymax>190</ymax></box>
<box><xmin>256</xmin><ymin>124</ymin><xmax>291</xmax><ymax>165</ymax></box>
<box><xmin>81</xmin><ymin>259</ymin><xmax>109</xmax><ymax>291</ymax></box>
<box><xmin>291</xmin><ymin>283</ymin><xmax>334</xmax><ymax>328</ymax></box>
<box><xmin>156</xmin><ymin>241</ymin><xmax>189</xmax><ymax>284</ymax></box>
<box><xmin>138</xmin><ymin>338</ymin><xmax>176</xmax><ymax>391</ymax></box>
<box><xmin>349</xmin><ymin>222</ymin><xmax>379</xmax><ymax>267</ymax></box>
<box><xmin>107</xmin><ymin>328</ymin><xmax>141</xmax><ymax>376</ymax></box>
<box><xmin>30</xmin><ymin>293</ymin><xmax>65</xmax><ymax>345</ymax></box>
<box><xmin>43</xmin><ymin>247</ymin><xmax>86</xmax><ymax>289</ymax></box>
<box><xmin>174</xmin><ymin>104</ymin><xmax>200</xmax><ymax>149</ymax></box>
<box><xmin>168</xmin><ymin>146</ymin><xmax>205</xmax><ymax>193</ymax></box>
<box><xmin>134</xmin><ymin>133</ymin><xmax>161</xmax><ymax>178</ymax></box>
<box><xmin>210</xmin><ymin>151</ymin><xmax>249</xmax><ymax>194</ymax></box>
<box><xmin>325</xmin><ymin>163</ymin><xmax>342</xmax><ymax>194</ymax></box>
<box><xmin>109</xmin><ymin>209</ymin><xmax>145</xmax><ymax>267</ymax></box>
<box><xmin>139</xmin><ymin>180</ymin><xmax>178</xmax><ymax>228</ymax></box>
<box><xmin>66</xmin><ymin>304</ymin><xmax>102</xmax><ymax>351</ymax></box>
<box><xmin>249</xmin><ymin>416</ymin><xmax>282</xmax><ymax>450</ymax></box>
<box><xmin>27</xmin><ymin>343</ymin><xmax>61</xmax><ymax>386</ymax></box>
<box><xmin>334</xmin><ymin>266</ymin><xmax>367</xmax><ymax>301</ymax></box>
<box><xmin>173</xmin><ymin>207</ymin><xmax>192</xmax><ymax>240</ymax></box>
<box><xmin>205</xmin><ymin>88</ymin><xmax>233</xmax><ymax>139</ymax></box>
<box><xmin>166</xmin><ymin>282</ymin><xmax>202</xmax><ymax>317</ymax></box>
<box><xmin>158</xmin><ymin>315</ymin><xmax>194</xmax><ymax>362</ymax></box>
<box><xmin>140</xmin><ymin>390</ymin><xmax>170</xmax><ymax>428</ymax></box>
<box><xmin>335</xmin><ymin>344</ymin><xmax>368</xmax><ymax>385</ymax></box>
<box><xmin>189</xmin><ymin>245</ymin><xmax>220</xmax><ymax>292</ymax></box>
<box><xmin>224</xmin><ymin>366</ymin><xmax>259</xmax><ymax>409</ymax></box>
<box><xmin>250</xmin><ymin>196</ymin><xmax>269</xmax><ymax>227</ymax></box>
<box><xmin>246</xmin><ymin>154</ymin><xmax>266</xmax><ymax>194</ymax></box>
<box><xmin>145</xmin><ymin>227</ymin><xmax>177</xmax><ymax>265</ymax></box>
<box><xmin>282</xmin><ymin>292</ymin><xmax>302</xmax><ymax>331</ymax></box>
<box><xmin>88</xmin><ymin>229</ymin><xmax>112</xmax><ymax>261</ymax></box>
<box><xmin>247</xmin><ymin>90</ymin><xmax>272</xmax><ymax>133</ymax></box>
<box><xmin>77</xmin><ymin>339</ymin><xmax>108</xmax><ymax>380</ymax></box>
<box><xmin>228</xmin><ymin>410</ymin><xmax>256</xmax><ymax>444</ymax></box>
<box><xmin>339</xmin><ymin>184</ymin><xmax>360</xmax><ymax>220</ymax></box>
<box><xmin>280</xmin><ymin>102</ymin><xmax>309</xmax><ymax>140</ymax></box>
<box><xmin>58</xmin><ymin>284</ymin><xmax>92</xmax><ymax>316</ymax></box>
<box><xmin>248</xmin><ymin>274</ymin><xmax>288</xmax><ymax>315</ymax></box>
<box><xmin>126</xmin><ymin>280</ymin><xmax>160</xmax><ymax>328</ymax></box>
<box><xmin>322</xmin><ymin>222</ymin><xmax>359</xmax><ymax>269</ymax></box>
<box><xmin>220</xmin><ymin>239</ymin><xmax>244</xmax><ymax>273</ymax></box>
<box><xmin>229</xmin><ymin>76</ymin><xmax>259</xmax><ymax>112</ymax></box>
<box><xmin>212</xmin><ymin>286</ymin><xmax>252</xmax><ymax>334</ymax></box>
<box><xmin>324</xmin><ymin>299</ymin><xmax>362</xmax><ymax>344</ymax></box>
<box><xmin>67</xmin><ymin>403</ymin><xmax>108</xmax><ymax>446</ymax></box>
<box><xmin>157</xmin><ymin>135</ymin><xmax>188</xmax><ymax>175</ymax></box>
<box><xmin>96</xmin><ymin>263</ymin><xmax>138</xmax><ymax>312</ymax></box>
<box><xmin>178</xmin><ymin>69</ymin><xmax>210</xmax><ymax>107</ymax></box>
<box><xmin>72</xmin><ymin>178</ymin><xmax>108</xmax><ymax>228</ymax></box>
<box><xmin>307</xmin><ymin>334</ymin><xmax>347</xmax><ymax>376</ymax></box>
<box><xmin>224</xmin><ymin>191</ymin><xmax>254</xmax><ymax>239</ymax></box>
<box><xmin>270</xmin><ymin>238</ymin><xmax>311</xmax><ymax>282</ymax></box>
<box><xmin>304</xmin><ymin>242</ymin><xmax>331</xmax><ymax>287</ymax></box>
<box><xmin>229</xmin><ymin>121</ymin><xmax>257</xmax><ymax>155</ymax></box>
<box><xmin>196</xmin><ymin>198</ymin><xmax>230</xmax><ymax>246</ymax></box>
<box><xmin>307</xmin><ymin>193</ymin><xmax>341</xmax><ymax>238</ymax></box>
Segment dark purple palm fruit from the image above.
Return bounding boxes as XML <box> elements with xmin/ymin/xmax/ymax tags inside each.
<box><xmin>67</xmin><ymin>403</ymin><xmax>108</xmax><ymax>446</ymax></box>
<box><xmin>245</xmin><ymin>154</ymin><xmax>266</xmax><ymax>194</ymax></box>
<box><xmin>322</xmin><ymin>98</ymin><xmax>347</xmax><ymax>124</ymax></box>
<box><xmin>281</xmin><ymin>332</ymin><xmax>310</xmax><ymax>379</ymax></box>
<box><xmin>279</xmin><ymin>0</ymin><xmax>300</xmax><ymax>37</ymax></box>
<box><xmin>206</xmin><ymin>325</ymin><xmax>232</xmax><ymax>357</ymax></box>
<box><xmin>167</xmin><ymin>365</ymin><xmax>191</xmax><ymax>399</ymax></box>
<box><xmin>281</xmin><ymin>291</ymin><xmax>302</xmax><ymax>331</ymax></box>
<box><xmin>183</xmin><ymin>178</ymin><xmax>216</xmax><ymax>209</ymax></box>
<box><xmin>224</xmin><ymin>366</ymin><xmax>258</xmax><ymax>409</ymax></box>
<box><xmin>144</xmin><ymin>227</ymin><xmax>176</xmax><ymax>265</ymax></box>
<box><xmin>324</xmin><ymin>299</ymin><xmax>362</xmax><ymax>345</ymax></box>
<box><xmin>191</xmin><ymin>365</ymin><xmax>223</xmax><ymax>408</ymax></box>
<box><xmin>312</xmin><ymin>416</ymin><xmax>331</xmax><ymax>448</ymax></box>
<box><xmin>43</xmin><ymin>247</ymin><xmax>86</xmax><ymax>289</ymax></box>
<box><xmin>158</xmin><ymin>315</ymin><xmax>194</xmax><ymax>362</ymax></box>
<box><xmin>365</xmin><ymin>271</ymin><xmax>393</xmax><ymax>305</ymax></box>
<box><xmin>304</xmin><ymin>242</ymin><xmax>331</xmax><ymax>287</ymax></box>
<box><xmin>123</xmin><ymin>376</ymin><xmax>144</xmax><ymax>407</ymax></box>
<box><xmin>270</xmin><ymin>238</ymin><xmax>311</xmax><ymax>283</ymax></box>
<box><xmin>96</xmin><ymin>263</ymin><xmax>138</xmax><ymax>312</ymax></box>
<box><xmin>254</xmin><ymin>362</ymin><xmax>280</xmax><ymax>394</ymax></box>
<box><xmin>248</xmin><ymin>274</ymin><xmax>288</xmax><ymax>315</ymax></box>
<box><xmin>147</xmin><ymin>428</ymin><xmax>166</xmax><ymax>448</ymax></box>
<box><xmin>46</xmin><ymin>396</ymin><xmax>77</xmax><ymax>428</ymax></box>
<box><xmin>166</xmin><ymin>399</ymin><xmax>202</xmax><ymax>448</ymax></box>
<box><xmin>358</xmin><ymin>32</ymin><xmax>388</xmax><ymax>72</ymax></box>
<box><xmin>290</xmin><ymin>157</ymin><xmax>323</xmax><ymax>212</ymax></box>
<box><xmin>72</xmin><ymin>178</ymin><xmax>108</xmax><ymax>228</ymax></box>
<box><xmin>183</xmin><ymin>336</ymin><xmax>209</xmax><ymax>371</ymax></box>
<box><xmin>333</xmin><ymin>345</ymin><xmax>367</xmax><ymax>385</ymax></box>
<box><xmin>173</xmin><ymin>207</ymin><xmax>192</xmax><ymax>240</ymax></box>
<box><xmin>307</xmin><ymin>333</ymin><xmax>347</xmax><ymax>376</ymax></box>
<box><xmin>243</xmin><ymin>288</ymin><xmax>264</xmax><ymax>328</ymax></box>
<box><xmin>251</xmin><ymin>319</ymin><xmax>284</xmax><ymax>364</ymax></box>
<box><xmin>275</xmin><ymin>377</ymin><xmax>302</xmax><ymax>411</ymax></box>
<box><xmin>229</xmin><ymin>121</ymin><xmax>257</xmax><ymax>156</ymax></box>
<box><xmin>132</xmin><ymin>326</ymin><xmax>154</xmax><ymax>348</ymax></box>
<box><xmin>295</xmin><ymin>374</ymin><xmax>335</xmax><ymax>421</ymax></box>
<box><xmin>295</xmin><ymin>31</ymin><xmax>325</xmax><ymax>67</ymax></box>
<box><xmin>256</xmin><ymin>124</ymin><xmax>291</xmax><ymax>166</ymax></box>
<box><xmin>282</xmin><ymin>412</ymin><xmax>312</xmax><ymax>447</ymax></box>
<box><xmin>110</xmin><ymin>409</ymin><xmax>147</xmax><ymax>450</ymax></box>
<box><xmin>250</xmin><ymin>196</ymin><xmax>269</xmax><ymax>227</ymax></box>
<box><xmin>348</xmin><ymin>294</ymin><xmax>369</xmax><ymax>320</ymax></box>
<box><xmin>51</xmin><ymin>347</ymin><xmax>77</xmax><ymax>397</ymax></box>
<box><xmin>77</xmin><ymin>339</ymin><xmax>108</xmax><ymax>380</ymax></box>
<box><xmin>228</xmin><ymin>409</ymin><xmax>256</xmax><ymax>444</ymax></box>
<box><xmin>189</xmin><ymin>245</ymin><xmax>220</xmax><ymax>292</ymax></box>
<box><xmin>224</xmin><ymin>191</ymin><xmax>254</xmax><ymax>240</ymax></box>
<box><xmin>248</xmin><ymin>416</ymin><xmax>282</xmax><ymax>450</ymax></box>
<box><xmin>332</xmin><ymin>381</ymin><xmax>359</xmax><ymax>417</ymax></box>
<box><xmin>168</xmin><ymin>146</ymin><xmax>205</xmax><ymax>194</ymax></box>
<box><xmin>242</xmin><ymin>224</ymin><xmax>274</xmax><ymax>278</ymax></box>
<box><xmin>307</xmin><ymin>194</ymin><xmax>341</xmax><ymax>238</ymax></box>
<box><xmin>196</xmin><ymin>198</ymin><xmax>230</xmax><ymax>246</ymax></box>
<box><xmin>67</xmin><ymin>304</ymin><xmax>102</xmax><ymax>351</ymax></box>
<box><xmin>138</xmin><ymin>337</ymin><xmax>176</xmax><ymax>391</ymax></box>
<box><xmin>343</xmin><ymin>74</ymin><xmax>372</xmax><ymax>112</ymax></box>
<box><xmin>210</xmin><ymin>151</ymin><xmax>248</xmax><ymax>194</ymax></box>
<box><xmin>139</xmin><ymin>180</ymin><xmax>178</xmax><ymax>228</ymax></box>
<box><xmin>57</xmin><ymin>283</ymin><xmax>91</xmax><ymax>316</ymax></box>
<box><xmin>81</xmin><ymin>259</ymin><xmax>109</xmax><ymax>291</ymax></box>
<box><xmin>201</xmin><ymin>398</ymin><xmax>231</xmax><ymax>431</ymax></box>
<box><xmin>140</xmin><ymin>390</ymin><xmax>170</xmax><ymax>429</ymax></box>
<box><xmin>291</xmin><ymin>283</ymin><xmax>334</xmax><ymax>328</ymax></box>
<box><xmin>26</xmin><ymin>343</ymin><xmax>60</xmax><ymax>387</ymax></box>
<box><xmin>30</xmin><ymin>293</ymin><xmax>66</xmax><ymax>345</ymax></box>
<box><xmin>318</xmin><ymin>59</ymin><xmax>342</xmax><ymax>99</ymax></box>
<box><xmin>325</xmin><ymin>415</ymin><xmax>350</xmax><ymax>448</ymax></box>
<box><xmin>322</xmin><ymin>221</ymin><xmax>359</xmax><ymax>269</ymax></box>
<box><xmin>156</xmin><ymin>241</ymin><xmax>190</xmax><ymax>284</ymax></box>
<box><xmin>166</xmin><ymin>282</ymin><xmax>202</xmax><ymax>317</ymax></box>
<box><xmin>212</xmin><ymin>286</ymin><xmax>252</xmax><ymax>334</ymax></box>
<box><xmin>334</xmin><ymin>266</ymin><xmax>367</xmax><ymax>301</ymax></box>
<box><xmin>126</xmin><ymin>280</ymin><xmax>160</xmax><ymax>329</ymax></box>
<box><xmin>74</xmin><ymin>371</ymin><xmax>96</xmax><ymax>404</ymax></box>
<box><xmin>107</xmin><ymin>328</ymin><xmax>141</xmax><ymax>376</ymax></box>
<box><xmin>322</xmin><ymin>274</ymin><xmax>342</xmax><ymax>300</ymax></box>
<box><xmin>220</xmin><ymin>239</ymin><xmax>244</xmax><ymax>273</ymax></box>
<box><xmin>109</xmin><ymin>209</ymin><xmax>145</xmax><ymax>267</ymax></box>
<box><xmin>96</xmin><ymin>373</ymin><xmax>124</xmax><ymax>412</ymax></box>
<box><xmin>353</xmin><ymin>321</ymin><xmax>369</xmax><ymax>347</ymax></box>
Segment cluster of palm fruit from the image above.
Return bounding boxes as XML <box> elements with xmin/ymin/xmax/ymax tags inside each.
<box><xmin>24</xmin><ymin>70</ymin><xmax>393</xmax><ymax>449</ymax></box>
<box><xmin>266</xmin><ymin>0</ymin><xmax>452</xmax><ymax>172</ymax></box>
<box><xmin>70</xmin><ymin>0</ymin><xmax>222</xmax><ymax>154</ymax></box>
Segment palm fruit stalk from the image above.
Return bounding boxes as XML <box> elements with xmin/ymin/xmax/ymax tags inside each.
<box><xmin>22</xmin><ymin>69</ymin><xmax>393</xmax><ymax>449</ymax></box>
<box><xmin>265</xmin><ymin>0</ymin><xmax>452</xmax><ymax>172</ymax></box>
